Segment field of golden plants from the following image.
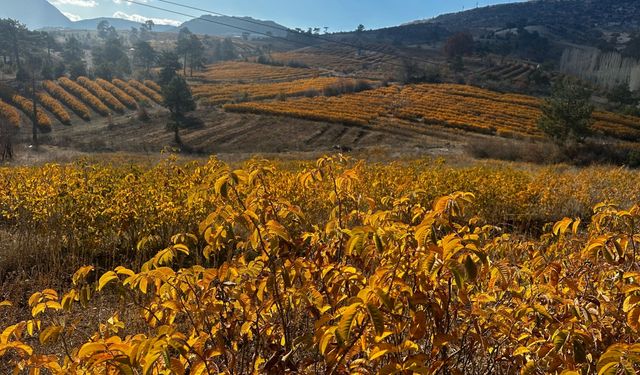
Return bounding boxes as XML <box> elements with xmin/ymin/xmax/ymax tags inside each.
<box><xmin>2</xmin><ymin>156</ymin><xmax>640</xmax><ymax>373</ymax></box>
<box><xmin>192</xmin><ymin>61</ymin><xmax>323</xmax><ymax>83</ymax></box>
<box><xmin>193</xmin><ymin>77</ymin><xmax>374</xmax><ymax>106</ymax></box>
<box><xmin>0</xmin><ymin>77</ymin><xmax>162</xmax><ymax>132</ymax></box>
<box><xmin>224</xmin><ymin>83</ymin><xmax>640</xmax><ymax>141</ymax></box>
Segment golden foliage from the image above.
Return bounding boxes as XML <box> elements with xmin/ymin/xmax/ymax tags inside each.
<box><xmin>112</xmin><ymin>79</ymin><xmax>151</xmax><ymax>104</ymax></box>
<box><xmin>95</xmin><ymin>78</ymin><xmax>137</xmax><ymax>109</ymax></box>
<box><xmin>36</xmin><ymin>92</ymin><xmax>71</xmax><ymax>125</ymax></box>
<box><xmin>10</xmin><ymin>94</ymin><xmax>52</xmax><ymax>132</ymax></box>
<box><xmin>128</xmin><ymin>79</ymin><xmax>163</xmax><ymax>104</ymax></box>
<box><xmin>58</xmin><ymin>77</ymin><xmax>111</xmax><ymax>117</ymax></box>
<box><xmin>76</xmin><ymin>77</ymin><xmax>126</xmax><ymax>114</ymax></box>
<box><xmin>194</xmin><ymin>61</ymin><xmax>321</xmax><ymax>83</ymax></box>
<box><xmin>225</xmin><ymin>83</ymin><xmax>640</xmax><ymax>141</ymax></box>
<box><xmin>43</xmin><ymin>80</ymin><xmax>92</xmax><ymax>121</ymax></box>
<box><xmin>143</xmin><ymin>79</ymin><xmax>162</xmax><ymax>93</ymax></box>
<box><xmin>2</xmin><ymin>157</ymin><xmax>640</xmax><ymax>373</ymax></box>
<box><xmin>194</xmin><ymin>77</ymin><xmax>372</xmax><ymax>106</ymax></box>
<box><xmin>0</xmin><ymin>99</ymin><xmax>21</xmax><ymax>128</ymax></box>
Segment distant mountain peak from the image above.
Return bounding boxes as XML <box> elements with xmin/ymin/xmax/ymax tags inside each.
<box><xmin>0</xmin><ymin>0</ymin><xmax>71</xmax><ymax>29</ymax></box>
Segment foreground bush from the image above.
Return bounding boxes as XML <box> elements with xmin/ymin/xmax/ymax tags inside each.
<box><xmin>2</xmin><ymin>157</ymin><xmax>640</xmax><ymax>373</ymax></box>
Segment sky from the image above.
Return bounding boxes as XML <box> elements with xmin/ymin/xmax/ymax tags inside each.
<box><xmin>48</xmin><ymin>0</ymin><xmax>527</xmax><ymax>29</ymax></box>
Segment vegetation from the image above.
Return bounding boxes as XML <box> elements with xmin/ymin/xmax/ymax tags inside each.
<box><xmin>162</xmin><ymin>76</ymin><xmax>196</xmax><ymax>144</ymax></box>
<box><xmin>77</xmin><ymin>76</ymin><xmax>127</xmax><ymax>114</ymax></box>
<box><xmin>3</xmin><ymin>157</ymin><xmax>640</xmax><ymax>373</ymax></box>
<box><xmin>43</xmin><ymin>80</ymin><xmax>92</xmax><ymax>121</ymax></box>
<box><xmin>95</xmin><ymin>78</ymin><xmax>138</xmax><ymax>110</ymax></box>
<box><xmin>36</xmin><ymin>92</ymin><xmax>71</xmax><ymax>125</ymax></box>
<box><xmin>224</xmin><ymin>83</ymin><xmax>640</xmax><ymax>142</ymax></box>
<box><xmin>537</xmin><ymin>79</ymin><xmax>594</xmax><ymax>144</ymax></box>
<box><xmin>58</xmin><ymin>77</ymin><xmax>111</xmax><ymax>117</ymax></box>
<box><xmin>194</xmin><ymin>77</ymin><xmax>373</xmax><ymax>106</ymax></box>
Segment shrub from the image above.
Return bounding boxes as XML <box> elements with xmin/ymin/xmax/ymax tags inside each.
<box><xmin>129</xmin><ymin>79</ymin><xmax>163</xmax><ymax>104</ymax></box>
<box><xmin>58</xmin><ymin>77</ymin><xmax>111</xmax><ymax>117</ymax></box>
<box><xmin>95</xmin><ymin>79</ymin><xmax>137</xmax><ymax>109</ymax></box>
<box><xmin>11</xmin><ymin>94</ymin><xmax>52</xmax><ymax>132</ymax></box>
<box><xmin>43</xmin><ymin>80</ymin><xmax>92</xmax><ymax>121</ymax></box>
<box><xmin>112</xmin><ymin>79</ymin><xmax>151</xmax><ymax>105</ymax></box>
<box><xmin>76</xmin><ymin>77</ymin><xmax>126</xmax><ymax>114</ymax></box>
<box><xmin>0</xmin><ymin>99</ymin><xmax>21</xmax><ymax>128</ymax></box>
<box><xmin>36</xmin><ymin>92</ymin><xmax>72</xmax><ymax>125</ymax></box>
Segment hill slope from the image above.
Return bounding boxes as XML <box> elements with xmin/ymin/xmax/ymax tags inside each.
<box><xmin>0</xmin><ymin>0</ymin><xmax>71</xmax><ymax>29</ymax></box>
<box><xmin>178</xmin><ymin>15</ymin><xmax>288</xmax><ymax>38</ymax></box>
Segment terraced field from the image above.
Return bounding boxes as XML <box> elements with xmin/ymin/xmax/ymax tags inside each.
<box><xmin>224</xmin><ymin>83</ymin><xmax>640</xmax><ymax>141</ymax></box>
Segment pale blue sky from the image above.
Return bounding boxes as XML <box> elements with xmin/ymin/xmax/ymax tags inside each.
<box><xmin>49</xmin><ymin>0</ymin><xmax>526</xmax><ymax>30</ymax></box>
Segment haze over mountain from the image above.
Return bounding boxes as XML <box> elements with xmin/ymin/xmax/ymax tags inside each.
<box><xmin>178</xmin><ymin>15</ymin><xmax>288</xmax><ymax>38</ymax></box>
<box><xmin>1</xmin><ymin>0</ymin><xmax>72</xmax><ymax>29</ymax></box>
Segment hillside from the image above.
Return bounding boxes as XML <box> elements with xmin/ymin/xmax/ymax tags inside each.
<box><xmin>177</xmin><ymin>15</ymin><xmax>288</xmax><ymax>38</ymax></box>
<box><xmin>427</xmin><ymin>0</ymin><xmax>640</xmax><ymax>45</ymax></box>
<box><xmin>68</xmin><ymin>18</ymin><xmax>176</xmax><ymax>32</ymax></box>
<box><xmin>0</xmin><ymin>0</ymin><xmax>71</xmax><ymax>29</ymax></box>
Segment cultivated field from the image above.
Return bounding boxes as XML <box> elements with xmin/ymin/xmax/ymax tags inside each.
<box><xmin>2</xmin><ymin>156</ymin><xmax>640</xmax><ymax>373</ymax></box>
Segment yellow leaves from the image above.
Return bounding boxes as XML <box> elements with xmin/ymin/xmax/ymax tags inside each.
<box><xmin>552</xmin><ymin>217</ymin><xmax>580</xmax><ymax>236</ymax></box>
<box><xmin>98</xmin><ymin>271</ymin><xmax>119</xmax><ymax>291</ymax></box>
<box><xmin>72</xmin><ymin>265</ymin><xmax>95</xmax><ymax>286</ymax></box>
<box><xmin>77</xmin><ymin>342</ymin><xmax>107</xmax><ymax>359</ymax></box>
<box><xmin>336</xmin><ymin>302</ymin><xmax>361</xmax><ymax>345</ymax></box>
<box><xmin>365</xmin><ymin>303</ymin><xmax>384</xmax><ymax>337</ymax></box>
<box><xmin>0</xmin><ymin>300</ymin><xmax>12</xmax><ymax>308</ymax></box>
<box><xmin>266</xmin><ymin>220</ymin><xmax>291</xmax><ymax>243</ymax></box>
<box><xmin>39</xmin><ymin>325</ymin><xmax>62</xmax><ymax>345</ymax></box>
<box><xmin>433</xmin><ymin>192</ymin><xmax>475</xmax><ymax>218</ymax></box>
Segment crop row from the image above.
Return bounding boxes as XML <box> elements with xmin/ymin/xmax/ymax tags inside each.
<box><xmin>77</xmin><ymin>77</ymin><xmax>126</xmax><ymax>114</ymax></box>
<box><xmin>194</xmin><ymin>77</ymin><xmax>372</xmax><ymax>106</ymax></box>
<box><xmin>129</xmin><ymin>80</ymin><xmax>163</xmax><ymax>104</ymax></box>
<box><xmin>193</xmin><ymin>61</ymin><xmax>321</xmax><ymax>83</ymax></box>
<box><xmin>143</xmin><ymin>80</ymin><xmax>162</xmax><ymax>93</ymax></box>
<box><xmin>36</xmin><ymin>92</ymin><xmax>71</xmax><ymax>125</ymax></box>
<box><xmin>58</xmin><ymin>77</ymin><xmax>111</xmax><ymax>117</ymax></box>
<box><xmin>95</xmin><ymin>79</ymin><xmax>137</xmax><ymax>109</ymax></box>
<box><xmin>0</xmin><ymin>99</ymin><xmax>21</xmax><ymax>128</ymax></box>
<box><xmin>10</xmin><ymin>94</ymin><xmax>52</xmax><ymax>132</ymax></box>
<box><xmin>225</xmin><ymin>83</ymin><xmax>640</xmax><ymax>141</ymax></box>
<box><xmin>43</xmin><ymin>80</ymin><xmax>92</xmax><ymax>121</ymax></box>
<box><xmin>112</xmin><ymin>79</ymin><xmax>151</xmax><ymax>104</ymax></box>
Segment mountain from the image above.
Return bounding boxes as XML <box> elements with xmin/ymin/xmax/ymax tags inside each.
<box><xmin>177</xmin><ymin>15</ymin><xmax>288</xmax><ymax>38</ymax></box>
<box><xmin>426</xmin><ymin>0</ymin><xmax>640</xmax><ymax>45</ymax></box>
<box><xmin>69</xmin><ymin>18</ymin><xmax>176</xmax><ymax>32</ymax></box>
<box><xmin>0</xmin><ymin>0</ymin><xmax>71</xmax><ymax>29</ymax></box>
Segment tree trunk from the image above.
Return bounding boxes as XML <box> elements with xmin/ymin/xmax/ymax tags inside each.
<box><xmin>183</xmin><ymin>52</ymin><xmax>187</xmax><ymax>76</ymax></box>
<box><xmin>31</xmin><ymin>74</ymin><xmax>38</xmax><ymax>148</ymax></box>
